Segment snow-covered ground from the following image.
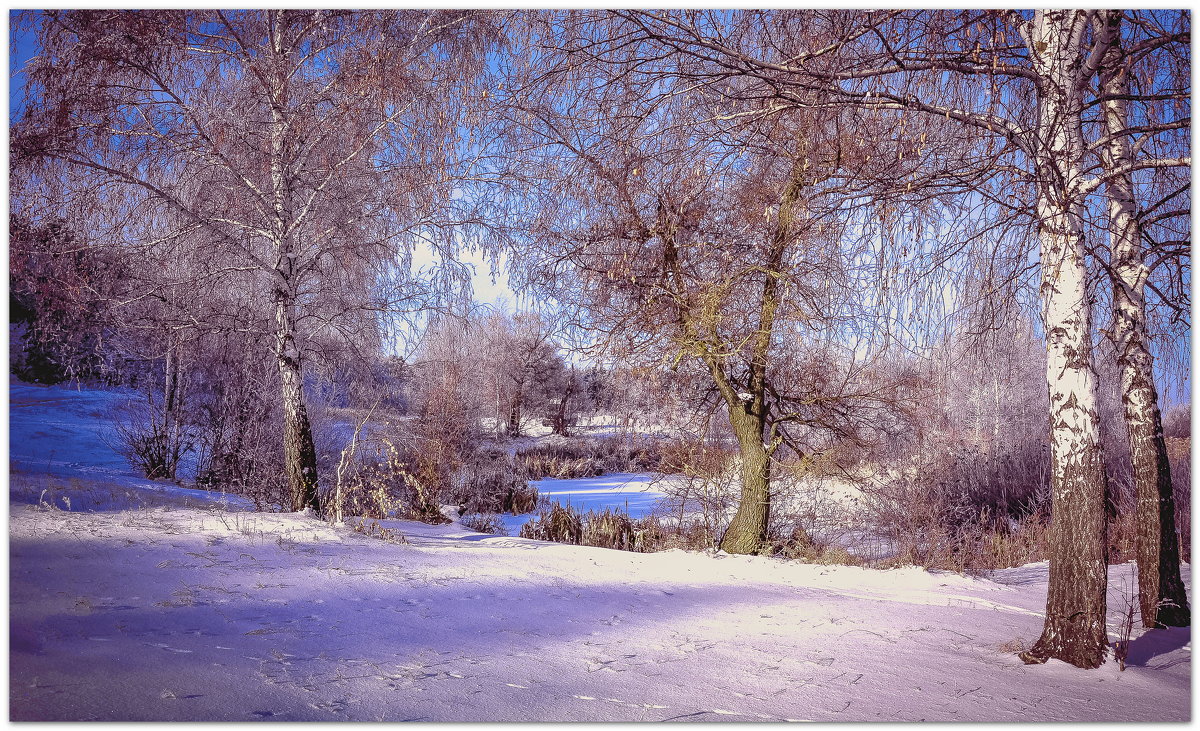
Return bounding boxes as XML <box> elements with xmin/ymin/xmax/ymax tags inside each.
<box><xmin>7</xmin><ymin>381</ymin><xmax>1192</xmax><ymax>721</ymax></box>
<box><xmin>9</xmin><ymin>382</ymin><xmax>252</xmax><ymax>513</ymax></box>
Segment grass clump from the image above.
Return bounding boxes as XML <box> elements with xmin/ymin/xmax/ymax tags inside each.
<box><xmin>517</xmin><ymin>504</ymin><xmax>712</xmax><ymax>554</ymax></box>
<box><xmin>519</xmin><ymin>504</ymin><xmax>583</xmax><ymax>544</ymax></box>
<box><xmin>461</xmin><ymin>513</ymin><xmax>509</xmax><ymax>536</ymax></box>
<box><xmin>514</xmin><ymin>437</ymin><xmax>668</xmax><ymax>479</ymax></box>
<box><xmin>583</xmin><ymin>509</ymin><xmax>634</xmax><ymax>551</ymax></box>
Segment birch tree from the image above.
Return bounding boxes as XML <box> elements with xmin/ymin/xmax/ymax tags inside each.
<box><xmin>1094</xmin><ymin>9</ymin><xmax>1190</xmax><ymax>628</ymax></box>
<box><xmin>13</xmin><ymin>10</ymin><xmax>498</xmax><ymax>514</ymax></box>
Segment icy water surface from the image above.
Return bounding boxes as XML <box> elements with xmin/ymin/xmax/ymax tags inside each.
<box><xmin>499</xmin><ymin>472</ymin><xmax>670</xmax><ymax>534</ymax></box>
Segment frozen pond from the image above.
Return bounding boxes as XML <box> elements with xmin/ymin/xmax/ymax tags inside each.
<box><xmin>498</xmin><ymin>472</ymin><xmax>669</xmax><ymax>535</ymax></box>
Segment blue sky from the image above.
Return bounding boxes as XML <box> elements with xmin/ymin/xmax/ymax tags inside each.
<box><xmin>9</xmin><ymin>11</ymin><xmax>38</xmax><ymax>123</ymax></box>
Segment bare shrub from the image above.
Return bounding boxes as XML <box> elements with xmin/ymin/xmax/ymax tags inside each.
<box><xmin>450</xmin><ymin>449</ymin><xmax>544</xmax><ymax>515</ymax></box>
<box><xmin>333</xmin><ymin>440</ymin><xmax>449</xmax><ymax>525</ymax></box>
<box><xmin>111</xmin><ymin>397</ymin><xmax>193</xmax><ymax>482</ymax></box>
<box><xmin>860</xmin><ymin>467</ymin><xmax>971</xmax><ymax>567</ymax></box>
<box><xmin>966</xmin><ymin>511</ymin><xmax>1051</xmax><ymax>569</ymax></box>
<box><xmin>655</xmin><ymin>440</ymin><xmax>739</xmax><ymax>548</ymax></box>
<box><xmin>191</xmin><ymin>334</ymin><xmax>289</xmax><ymax>511</ymax></box>
<box><xmin>1112</xmin><ymin>582</ymin><xmax>1139</xmax><ymax>671</ymax></box>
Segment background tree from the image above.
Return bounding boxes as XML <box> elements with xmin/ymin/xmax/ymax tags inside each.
<box><xmin>482</xmin><ymin>311</ymin><xmax>567</xmax><ymax>437</ymax></box>
<box><xmin>14</xmin><ymin>9</ymin><xmax>500</xmax><ymax>514</ymax></box>
<box><xmin>498</xmin><ymin>14</ymin><xmax>921</xmax><ymax>554</ymax></box>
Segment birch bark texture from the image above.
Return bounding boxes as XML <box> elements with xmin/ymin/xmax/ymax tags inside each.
<box><xmin>1016</xmin><ymin>10</ymin><xmax>1110</xmax><ymax>669</ymax></box>
<box><xmin>1096</xmin><ymin>10</ymin><xmax>1190</xmax><ymax>629</ymax></box>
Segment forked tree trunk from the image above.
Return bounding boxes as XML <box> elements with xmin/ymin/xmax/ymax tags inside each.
<box><xmin>1019</xmin><ymin>10</ymin><xmax>1110</xmax><ymax>669</ymax></box>
<box><xmin>1098</xmin><ymin>20</ymin><xmax>1189</xmax><ymax>628</ymax></box>
<box><xmin>717</xmin><ymin>143</ymin><xmax>809</xmax><ymax>555</ymax></box>
<box><xmin>274</xmin><ymin>289</ymin><xmax>321</xmax><ymax>514</ymax></box>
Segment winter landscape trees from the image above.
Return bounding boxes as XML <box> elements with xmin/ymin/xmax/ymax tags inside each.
<box><xmin>594</xmin><ymin>7</ymin><xmax>1190</xmax><ymax>668</ymax></box>
<box><xmin>9</xmin><ymin>7</ymin><xmax>1191</xmax><ymax>686</ymax></box>
<box><xmin>13</xmin><ymin>9</ymin><xmax>501</xmax><ymax>513</ymax></box>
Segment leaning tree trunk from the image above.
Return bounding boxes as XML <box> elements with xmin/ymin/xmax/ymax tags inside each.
<box><xmin>274</xmin><ymin>287</ymin><xmax>321</xmax><ymax>514</ymax></box>
<box><xmin>1019</xmin><ymin>10</ymin><xmax>1110</xmax><ymax>669</ymax></box>
<box><xmin>1098</xmin><ymin>24</ymin><xmax>1189</xmax><ymax>628</ymax></box>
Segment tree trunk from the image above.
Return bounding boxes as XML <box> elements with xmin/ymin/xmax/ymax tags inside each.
<box><xmin>720</xmin><ymin>406</ymin><xmax>773</xmax><ymax>554</ymax></box>
<box><xmin>553</xmin><ymin>366</ymin><xmax>577</xmax><ymax>437</ymax></box>
<box><xmin>162</xmin><ymin>334</ymin><xmax>181</xmax><ymax>480</ymax></box>
<box><xmin>274</xmin><ymin>288</ymin><xmax>321</xmax><ymax>514</ymax></box>
<box><xmin>715</xmin><ymin>144</ymin><xmax>809</xmax><ymax>556</ymax></box>
<box><xmin>265</xmin><ymin>15</ymin><xmax>318</xmax><ymax>515</ymax></box>
<box><xmin>1098</xmin><ymin>18</ymin><xmax>1189</xmax><ymax>627</ymax></box>
<box><xmin>1020</xmin><ymin>10</ymin><xmax>1109</xmax><ymax>669</ymax></box>
<box><xmin>508</xmin><ymin>393</ymin><xmax>522</xmax><ymax>436</ymax></box>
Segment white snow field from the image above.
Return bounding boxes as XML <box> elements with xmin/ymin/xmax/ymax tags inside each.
<box><xmin>7</xmin><ymin>382</ymin><xmax>1192</xmax><ymax>722</ymax></box>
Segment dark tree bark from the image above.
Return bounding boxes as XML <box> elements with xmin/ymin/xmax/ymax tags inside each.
<box><xmin>1098</xmin><ymin>11</ymin><xmax>1189</xmax><ymax>628</ymax></box>
<box><xmin>507</xmin><ymin>394</ymin><xmax>523</xmax><ymax>437</ymax></box>
<box><xmin>720</xmin><ymin>405</ymin><xmax>774</xmax><ymax>554</ymax></box>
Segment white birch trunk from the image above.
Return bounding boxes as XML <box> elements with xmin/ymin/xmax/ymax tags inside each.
<box><xmin>1097</xmin><ymin>11</ymin><xmax>1189</xmax><ymax>627</ymax></box>
<box><xmin>1020</xmin><ymin>9</ymin><xmax>1110</xmax><ymax>669</ymax></box>
<box><xmin>268</xmin><ymin>11</ymin><xmax>320</xmax><ymax>514</ymax></box>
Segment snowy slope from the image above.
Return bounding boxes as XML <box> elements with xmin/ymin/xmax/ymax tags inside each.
<box><xmin>9</xmin><ymin>381</ymin><xmax>252</xmax><ymax>512</ymax></box>
<box><xmin>7</xmin><ymin>382</ymin><xmax>1192</xmax><ymax>722</ymax></box>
